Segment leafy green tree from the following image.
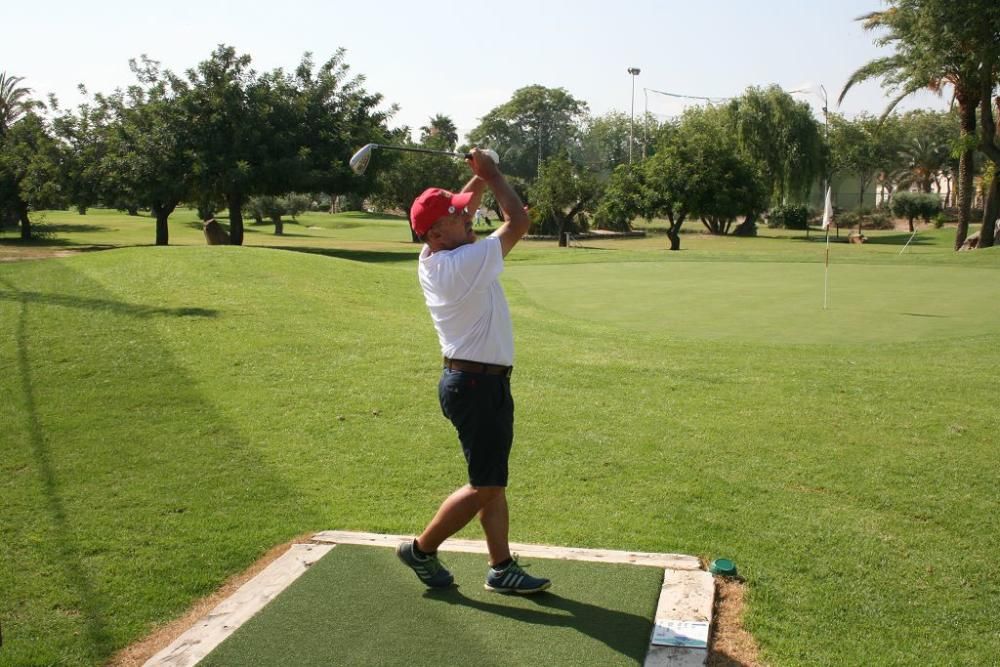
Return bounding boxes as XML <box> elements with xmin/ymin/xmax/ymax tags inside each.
<box><xmin>180</xmin><ymin>47</ymin><xmax>392</xmax><ymax>245</ymax></box>
<box><xmin>420</xmin><ymin>114</ymin><xmax>458</xmax><ymax>150</ymax></box>
<box><xmin>369</xmin><ymin>130</ymin><xmax>466</xmax><ymax>242</ymax></box>
<box><xmin>575</xmin><ymin>111</ymin><xmax>631</xmax><ymax>176</ymax></box>
<box><xmin>284</xmin><ymin>50</ymin><xmax>394</xmax><ymax>208</ymax></box>
<box><xmin>177</xmin><ymin>46</ymin><xmax>272</xmax><ymax>245</ymax></box>
<box><xmin>100</xmin><ymin>57</ymin><xmax>195</xmax><ymax>245</ymax></box>
<box><xmin>641</xmin><ymin>109</ymin><xmax>765</xmax><ymax>250</ymax></box>
<box><xmin>467</xmin><ymin>85</ymin><xmax>588</xmax><ymax>180</ymax></box>
<box><xmin>727</xmin><ymin>85</ymin><xmax>824</xmax><ymax>206</ymax></box>
<box><xmin>51</xmin><ymin>91</ymin><xmax>113</xmax><ymax>215</ymax></box>
<box><xmin>891</xmin><ymin>191</ymin><xmax>942</xmax><ymax>231</ymax></box>
<box><xmin>840</xmin><ymin>0</ymin><xmax>1000</xmax><ymax>249</ymax></box>
<box><xmin>0</xmin><ymin>112</ymin><xmax>66</xmax><ymax>240</ymax></box>
<box><xmin>527</xmin><ymin>155</ymin><xmax>601</xmax><ymax>244</ymax></box>
<box><xmin>593</xmin><ymin>164</ymin><xmax>643</xmax><ymax>231</ymax></box>
<box><xmin>827</xmin><ymin>112</ymin><xmax>902</xmax><ymax>209</ymax></box>
<box><xmin>246</xmin><ymin>193</ymin><xmax>311</xmax><ymax>235</ymax></box>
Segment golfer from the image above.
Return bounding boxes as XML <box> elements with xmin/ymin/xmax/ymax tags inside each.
<box><xmin>397</xmin><ymin>148</ymin><xmax>550</xmax><ymax>594</ymax></box>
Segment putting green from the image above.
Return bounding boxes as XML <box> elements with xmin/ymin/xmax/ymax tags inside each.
<box><xmin>199</xmin><ymin>545</ymin><xmax>663</xmax><ymax>666</ymax></box>
<box><xmin>510</xmin><ymin>261</ymin><xmax>1000</xmax><ymax>344</ymax></box>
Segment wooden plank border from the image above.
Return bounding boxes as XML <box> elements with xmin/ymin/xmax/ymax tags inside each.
<box><xmin>311</xmin><ymin>530</ymin><xmax>703</xmax><ymax>570</ymax></box>
<box><xmin>143</xmin><ymin>543</ymin><xmax>335</xmax><ymax>667</ymax></box>
<box><xmin>145</xmin><ymin>531</ymin><xmax>714</xmax><ymax>666</ymax></box>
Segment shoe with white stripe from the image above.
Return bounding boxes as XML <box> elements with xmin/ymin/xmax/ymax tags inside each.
<box><xmin>484</xmin><ymin>557</ymin><xmax>551</xmax><ymax>594</ymax></box>
<box><xmin>396</xmin><ymin>540</ymin><xmax>454</xmax><ymax>588</ymax></box>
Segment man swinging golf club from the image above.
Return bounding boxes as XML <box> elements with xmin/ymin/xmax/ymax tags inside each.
<box><xmin>397</xmin><ymin>148</ymin><xmax>550</xmax><ymax>594</ymax></box>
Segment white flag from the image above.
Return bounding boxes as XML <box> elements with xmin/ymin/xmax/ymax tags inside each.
<box><xmin>821</xmin><ymin>187</ymin><xmax>833</xmax><ymax>230</ymax></box>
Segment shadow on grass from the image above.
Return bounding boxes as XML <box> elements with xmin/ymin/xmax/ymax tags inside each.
<box><xmin>268</xmin><ymin>246</ymin><xmax>420</xmax><ymax>264</ymax></box>
<box><xmin>0</xmin><ymin>290</ymin><xmax>218</xmax><ymax>318</ymax></box>
<box><xmin>864</xmin><ymin>232</ymin><xmax>933</xmax><ymax>246</ymax></box>
<box><xmin>1</xmin><ymin>269</ymin><xmax>306</xmax><ymax>664</ymax></box>
<box><xmin>423</xmin><ymin>587</ymin><xmax>651</xmax><ymax>662</ymax></box>
<box><xmin>3</xmin><ymin>276</ymin><xmax>115</xmax><ymax>658</ymax></box>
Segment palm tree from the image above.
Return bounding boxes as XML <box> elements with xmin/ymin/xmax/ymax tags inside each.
<box><xmin>893</xmin><ymin>137</ymin><xmax>950</xmax><ymax>194</ymax></box>
<box><xmin>419</xmin><ymin>113</ymin><xmax>458</xmax><ymax>150</ymax></box>
<box><xmin>0</xmin><ymin>72</ymin><xmax>36</xmax><ymax>136</ymax></box>
<box><xmin>838</xmin><ymin>2</ymin><xmax>985</xmax><ymax>250</ymax></box>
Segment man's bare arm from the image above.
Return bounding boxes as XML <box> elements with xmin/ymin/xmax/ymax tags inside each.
<box><xmin>467</xmin><ymin>149</ymin><xmax>528</xmax><ymax>257</ymax></box>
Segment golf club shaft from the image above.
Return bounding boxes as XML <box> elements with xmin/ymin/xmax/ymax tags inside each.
<box><xmin>375</xmin><ymin>144</ymin><xmax>464</xmax><ymax>158</ymax></box>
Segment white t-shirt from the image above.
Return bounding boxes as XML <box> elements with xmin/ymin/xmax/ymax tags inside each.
<box><xmin>418</xmin><ymin>234</ymin><xmax>514</xmax><ymax>366</ymax></box>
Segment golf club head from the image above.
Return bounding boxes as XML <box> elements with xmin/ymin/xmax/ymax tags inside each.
<box><xmin>477</xmin><ymin>148</ymin><xmax>499</xmax><ymax>165</ymax></box>
<box><xmin>349</xmin><ymin>143</ymin><xmax>377</xmax><ymax>175</ymax></box>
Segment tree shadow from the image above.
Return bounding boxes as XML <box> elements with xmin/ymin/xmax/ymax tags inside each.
<box><xmin>0</xmin><ymin>290</ymin><xmax>219</xmax><ymax>318</ymax></box>
<box><xmin>422</xmin><ymin>586</ymin><xmax>652</xmax><ymax>662</ymax></box>
<box><xmin>267</xmin><ymin>246</ymin><xmax>421</xmax><ymax>264</ymax></box>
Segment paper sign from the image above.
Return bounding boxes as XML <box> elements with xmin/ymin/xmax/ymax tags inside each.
<box><xmin>651</xmin><ymin>620</ymin><xmax>710</xmax><ymax>648</ymax></box>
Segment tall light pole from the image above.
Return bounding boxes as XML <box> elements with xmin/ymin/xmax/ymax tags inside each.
<box><xmin>627</xmin><ymin>67</ymin><xmax>640</xmax><ymax>163</ymax></box>
<box><xmin>791</xmin><ymin>84</ymin><xmax>830</xmax><ymax>212</ymax></box>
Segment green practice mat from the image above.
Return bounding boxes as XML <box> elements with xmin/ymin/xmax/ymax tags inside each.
<box><xmin>200</xmin><ymin>544</ymin><xmax>664</xmax><ymax>666</ymax></box>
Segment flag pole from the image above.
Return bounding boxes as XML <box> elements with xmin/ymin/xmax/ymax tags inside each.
<box><xmin>821</xmin><ymin>187</ymin><xmax>833</xmax><ymax>310</ymax></box>
<box><xmin>824</xmin><ymin>226</ymin><xmax>830</xmax><ymax>309</ymax></box>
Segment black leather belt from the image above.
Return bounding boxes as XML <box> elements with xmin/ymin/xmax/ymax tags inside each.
<box><xmin>444</xmin><ymin>357</ymin><xmax>513</xmax><ymax>377</ymax></box>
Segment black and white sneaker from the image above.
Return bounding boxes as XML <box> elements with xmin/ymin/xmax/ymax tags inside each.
<box><xmin>484</xmin><ymin>557</ymin><xmax>551</xmax><ymax>594</ymax></box>
<box><xmin>396</xmin><ymin>540</ymin><xmax>454</xmax><ymax>588</ymax></box>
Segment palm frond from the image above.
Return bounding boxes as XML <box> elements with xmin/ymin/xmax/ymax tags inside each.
<box><xmin>838</xmin><ymin>56</ymin><xmax>904</xmax><ymax>106</ymax></box>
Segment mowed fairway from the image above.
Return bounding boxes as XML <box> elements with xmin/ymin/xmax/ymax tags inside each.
<box><xmin>1</xmin><ymin>212</ymin><xmax>999</xmax><ymax>666</ymax></box>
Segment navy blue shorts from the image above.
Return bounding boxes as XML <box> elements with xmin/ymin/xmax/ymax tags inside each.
<box><xmin>438</xmin><ymin>369</ymin><xmax>514</xmax><ymax>488</ymax></box>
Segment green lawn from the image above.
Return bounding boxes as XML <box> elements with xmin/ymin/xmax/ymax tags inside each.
<box><xmin>1</xmin><ymin>209</ymin><xmax>998</xmax><ymax>666</ymax></box>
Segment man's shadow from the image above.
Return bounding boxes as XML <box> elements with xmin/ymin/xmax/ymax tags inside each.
<box><xmin>423</xmin><ymin>587</ymin><xmax>651</xmax><ymax>662</ymax></box>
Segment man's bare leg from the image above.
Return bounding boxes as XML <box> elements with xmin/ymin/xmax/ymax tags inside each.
<box><xmin>416</xmin><ymin>485</ymin><xmax>505</xmax><ymax>553</ymax></box>
<box><xmin>478</xmin><ymin>490</ymin><xmax>511</xmax><ymax>566</ymax></box>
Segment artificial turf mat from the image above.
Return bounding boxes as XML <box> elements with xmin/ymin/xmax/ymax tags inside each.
<box><xmin>198</xmin><ymin>544</ymin><xmax>665</xmax><ymax>666</ymax></box>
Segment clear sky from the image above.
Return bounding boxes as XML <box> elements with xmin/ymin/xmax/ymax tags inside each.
<box><xmin>3</xmin><ymin>0</ymin><xmax>949</xmax><ymax>140</ymax></box>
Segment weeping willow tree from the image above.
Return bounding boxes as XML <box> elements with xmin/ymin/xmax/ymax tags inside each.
<box><xmin>726</xmin><ymin>85</ymin><xmax>825</xmax><ymax>207</ymax></box>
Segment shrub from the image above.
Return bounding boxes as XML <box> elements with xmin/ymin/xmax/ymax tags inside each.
<box><xmin>891</xmin><ymin>192</ymin><xmax>942</xmax><ymax>228</ymax></box>
<box><xmin>766</xmin><ymin>204</ymin><xmax>810</xmax><ymax>229</ymax></box>
<box><xmin>867</xmin><ymin>212</ymin><xmax>894</xmax><ymax>230</ymax></box>
<box><xmin>933</xmin><ymin>212</ymin><xmax>947</xmax><ymax>228</ymax></box>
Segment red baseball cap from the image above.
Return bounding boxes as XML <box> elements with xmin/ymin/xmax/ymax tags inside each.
<box><xmin>410</xmin><ymin>188</ymin><xmax>474</xmax><ymax>236</ymax></box>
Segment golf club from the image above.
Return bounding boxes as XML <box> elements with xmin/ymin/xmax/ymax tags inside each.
<box><xmin>349</xmin><ymin>143</ymin><xmax>498</xmax><ymax>175</ymax></box>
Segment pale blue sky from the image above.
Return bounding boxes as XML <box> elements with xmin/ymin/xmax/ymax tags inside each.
<box><xmin>4</xmin><ymin>0</ymin><xmax>949</xmax><ymax>140</ymax></box>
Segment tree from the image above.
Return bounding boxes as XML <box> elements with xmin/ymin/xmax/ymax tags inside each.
<box><xmin>528</xmin><ymin>155</ymin><xmax>601</xmax><ymax>245</ymax></box>
<box><xmin>467</xmin><ymin>85</ymin><xmax>588</xmax><ymax>180</ymax></box>
<box><xmin>727</xmin><ymin>85</ymin><xmax>824</xmax><ymax>206</ymax></box>
<box><xmin>51</xmin><ymin>91</ymin><xmax>113</xmax><ymax>215</ymax></box>
<box><xmin>0</xmin><ymin>72</ymin><xmax>40</xmax><ymax>136</ymax></box>
<box><xmin>840</xmin><ymin>0</ymin><xmax>1000</xmax><ymax>250</ymax></box>
<box><xmin>575</xmin><ymin>111</ymin><xmax>632</xmax><ymax>176</ymax></box>
<box><xmin>420</xmin><ymin>114</ymin><xmax>458</xmax><ymax>150</ymax></box>
<box><xmin>828</xmin><ymin>112</ymin><xmax>902</xmax><ymax>208</ymax></box>
<box><xmin>896</xmin><ymin>109</ymin><xmax>960</xmax><ymax>204</ymax></box>
<box><xmin>369</xmin><ymin>132</ymin><xmax>466</xmax><ymax>242</ymax></box>
<box><xmin>181</xmin><ymin>47</ymin><xmax>392</xmax><ymax>245</ymax></box>
<box><xmin>895</xmin><ymin>136</ymin><xmax>950</xmax><ymax>193</ymax></box>
<box><xmin>100</xmin><ymin>57</ymin><xmax>194</xmax><ymax>245</ymax></box>
<box><xmin>891</xmin><ymin>191</ymin><xmax>942</xmax><ymax>231</ymax></box>
<box><xmin>593</xmin><ymin>164</ymin><xmax>643</xmax><ymax>231</ymax></box>
<box><xmin>0</xmin><ymin>112</ymin><xmax>66</xmax><ymax>240</ymax></box>
<box><xmin>641</xmin><ymin>109</ymin><xmax>765</xmax><ymax>250</ymax></box>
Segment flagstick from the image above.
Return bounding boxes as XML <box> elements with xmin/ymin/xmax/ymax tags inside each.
<box><xmin>898</xmin><ymin>228</ymin><xmax>918</xmax><ymax>255</ymax></box>
<box><xmin>821</xmin><ymin>186</ymin><xmax>833</xmax><ymax>310</ymax></box>
<box><xmin>823</xmin><ymin>226</ymin><xmax>830</xmax><ymax>310</ymax></box>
